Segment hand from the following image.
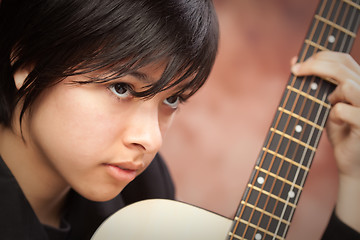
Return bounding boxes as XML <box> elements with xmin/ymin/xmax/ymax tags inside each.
<box><xmin>291</xmin><ymin>51</ymin><xmax>360</xmax><ymax>232</ymax></box>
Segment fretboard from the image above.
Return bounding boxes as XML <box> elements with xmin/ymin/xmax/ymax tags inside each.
<box><xmin>228</xmin><ymin>0</ymin><xmax>360</xmax><ymax>240</ymax></box>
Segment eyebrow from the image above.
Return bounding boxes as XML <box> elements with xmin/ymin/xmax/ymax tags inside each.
<box><xmin>128</xmin><ymin>71</ymin><xmax>156</xmax><ymax>84</ymax></box>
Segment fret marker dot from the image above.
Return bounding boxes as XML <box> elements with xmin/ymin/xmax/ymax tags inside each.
<box><xmin>257</xmin><ymin>177</ymin><xmax>265</xmax><ymax>185</ymax></box>
<box><xmin>288</xmin><ymin>190</ymin><xmax>295</xmax><ymax>198</ymax></box>
<box><xmin>255</xmin><ymin>233</ymin><xmax>262</xmax><ymax>240</ymax></box>
<box><xmin>310</xmin><ymin>82</ymin><xmax>318</xmax><ymax>90</ymax></box>
<box><xmin>295</xmin><ymin>125</ymin><xmax>302</xmax><ymax>133</ymax></box>
<box><xmin>328</xmin><ymin>35</ymin><xmax>336</xmax><ymax>43</ymax></box>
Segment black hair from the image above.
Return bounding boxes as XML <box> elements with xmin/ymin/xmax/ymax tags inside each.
<box><xmin>0</xmin><ymin>0</ymin><xmax>219</xmax><ymax>126</ymax></box>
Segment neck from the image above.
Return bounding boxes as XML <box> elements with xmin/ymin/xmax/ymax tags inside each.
<box><xmin>0</xmin><ymin>124</ymin><xmax>70</xmax><ymax>228</ymax></box>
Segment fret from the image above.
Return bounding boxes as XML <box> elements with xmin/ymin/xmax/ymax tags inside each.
<box><xmin>228</xmin><ymin>1</ymin><xmax>360</xmax><ymax>239</ymax></box>
<box><xmin>262</xmin><ymin>151</ymin><xmax>310</xmax><ymax>186</ymax></box>
<box><xmin>300</xmin><ymin>0</ymin><xmax>360</xmax><ymax>60</ymax></box>
<box><xmin>246</xmin><ymin>184</ymin><xmax>274</xmax><ymax>210</ymax></box>
<box><xmin>304</xmin><ymin>39</ymin><xmax>330</xmax><ymax>51</ymax></box>
<box><xmin>239</xmin><ymin>205</ymin><xmax>270</xmax><ymax>229</ymax></box>
<box><xmin>274</xmin><ymin>109</ymin><xmax>322</xmax><ymax>147</ymax></box>
<box><xmin>291</xmin><ymin>76</ymin><xmax>322</xmax><ymax>95</ymax></box>
<box><xmin>228</xmin><ymin>231</ymin><xmax>249</xmax><ymax>240</ymax></box>
<box><xmin>264</xmin><ymin>132</ymin><xmax>315</xmax><ymax>167</ymax></box>
<box><xmin>261</xmin><ymin>148</ymin><xmax>310</xmax><ymax>172</ymax></box>
<box><xmin>333</xmin><ymin>1</ymin><xmax>350</xmax><ymax>26</ymax></box>
<box><xmin>314</xmin><ymin>14</ymin><xmax>357</xmax><ymax>37</ymax></box>
<box><xmin>316</xmin><ymin>0</ymin><xmax>336</xmax><ymax>24</ymax></box>
<box><xmin>306</xmin><ymin>18</ymin><xmax>347</xmax><ymax>50</ymax></box>
<box><xmin>260</xmin><ymin>149</ymin><xmax>308</xmax><ymax>186</ymax></box>
<box><xmin>304</xmin><ymin>1</ymin><xmax>333</xmax><ymax>53</ymax></box>
<box><xmin>299</xmin><ymin>42</ymin><xmax>320</xmax><ymax>60</ymax></box>
<box><xmin>343</xmin><ymin>0</ymin><xmax>360</xmax><ymax>10</ymax></box>
<box><xmin>286</xmin><ymin>85</ymin><xmax>331</xmax><ymax>108</ymax></box>
<box><xmin>337</xmin><ymin>32</ymin><xmax>358</xmax><ymax>53</ymax></box>
<box><xmin>270</xmin><ymin>128</ymin><xmax>317</xmax><ymax>152</ymax></box>
<box><xmin>255</xmin><ymin>166</ymin><xmax>302</xmax><ymax>191</ymax></box>
<box><xmin>265</xmin><ymin>134</ymin><xmax>312</xmax><ymax>166</ymax></box>
<box><xmin>264</xmin><ymin>196</ymin><xmax>295</xmax><ymax>222</ymax></box>
<box><xmin>229</xmin><ymin>226</ymin><xmax>285</xmax><ymax>240</ymax></box>
<box><xmin>232</xmin><ymin>216</ymin><xmax>286</xmax><ymax>240</ymax></box>
<box><xmin>247</xmin><ymin>184</ymin><xmax>297</xmax><ymax>209</ymax></box>
<box><xmin>340</xmin><ymin>1</ymin><xmax>360</xmax><ymax>31</ymax></box>
<box><xmin>282</xmin><ymin>86</ymin><xmax>332</xmax><ymax>126</ymax></box>
<box><xmin>253</xmin><ymin>168</ymin><xmax>301</xmax><ymax>207</ymax></box>
<box><xmin>240</xmin><ymin>201</ymin><xmax>291</xmax><ymax>225</ymax></box>
<box><xmin>229</xmin><ymin>231</ymin><xmax>248</xmax><ymax>240</ymax></box>
<box><xmin>278</xmin><ymin>107</ymin><xmax>323</xmax><ymax>131</ymax></box>
<box><xmin>306</xmin><ymin>17</ymin><xmax>330</xmax><ymax>47</ymax></box>
<box><xmin>238</xmin><ymin>193</ymin><xmax>295</xmax><ymax>236</ymax></box>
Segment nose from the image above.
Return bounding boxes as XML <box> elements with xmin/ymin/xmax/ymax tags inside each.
<box><xmin>122</xmin><ymin>101</ymin><xmax>163</xmax><ymax>154</ymax></box>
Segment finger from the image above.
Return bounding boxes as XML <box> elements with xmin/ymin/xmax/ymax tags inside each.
<box><xmin>311</xmin><ymin>51</ymin><xmax>360</xmax><ymax>76</ymax></box>
<box><xmin>291</xmin><ymin>52</ymin><xmax>360</xmax><ymax>85</ymax></box>
<box><xmin>290</xmin><ymin>56</ymin><xmax>298</xmax><ymax>66</ymax></box>
<box><xmin>328</xmin><ymin>102</ymin><xmax>360</xmax><ymax>129</ymax></box>
<box><xmin>328</xmin><ymin>79</ymin><xmax>360</xmax><ymax>107</ymax></box>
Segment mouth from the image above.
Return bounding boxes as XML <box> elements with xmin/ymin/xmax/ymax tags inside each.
<box><xmin>104</xmin><ymin>163</ymin><xmax>139</xmax><ymax>182</ymax></box>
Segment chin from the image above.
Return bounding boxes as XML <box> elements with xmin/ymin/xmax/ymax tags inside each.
<box><xmin>77</xmin><ymin>186</ymin><xmax>126</xmax><ymax>202</ymax></box>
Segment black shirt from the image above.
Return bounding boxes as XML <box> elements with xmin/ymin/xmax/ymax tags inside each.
<box><xmin>0</xmin><ymin>154</ymin><xmax>175</xmax><ymax>240</ymax></box>
<box><xmin>0</xmin><ymin>155</ymin><xmax>359</xmax><ymax>239</ymax></box>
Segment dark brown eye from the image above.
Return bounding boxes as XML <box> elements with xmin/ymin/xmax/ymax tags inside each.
<box><xmin>109</xmin><ymin>83</ymin><xmax>131</xmax><ymax>98</ymax></box>
<box><xmin>164</xmin><ymin>95</ymin><xmax>180</xmax><ymax>109</ymax></box>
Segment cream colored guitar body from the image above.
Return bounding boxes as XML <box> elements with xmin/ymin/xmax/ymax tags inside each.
<box><xmin>91</xmin><ymin>199</ymin><xmax>232</xmax><ymax>240</ymax></box>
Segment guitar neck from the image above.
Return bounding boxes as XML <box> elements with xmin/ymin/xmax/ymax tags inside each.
<box><xmin>228</xmin><ymin>1</ymin><xmax>360</xmax><ymax>240</ymax></box>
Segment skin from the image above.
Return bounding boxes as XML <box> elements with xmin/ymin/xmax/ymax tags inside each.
<box><xmin>0</xmin><ymin>61</ymin><xmax>183</xmax><ymax>227</ymax></box>
<box><xmin>291</xmin><ymin>51</ymin><xmax>360</xmax><ymax>233</ymax></box>
<box><xmin>0</xmin><ymin>51</ymin><xmax>359</xmax><ymax>234</ymax></box>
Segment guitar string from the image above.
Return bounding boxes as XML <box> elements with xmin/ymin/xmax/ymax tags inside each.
<box><xmin>280</xmin><ymin>2</ymin><xmax>360</xmax><ymax>238</ymax></box>
<box><xmin>338</xmin><ymin>0</ymin><xmax>360</xmax><ymax>52</ymax></box>
<box><xmin>256</xmin><ymin>0</ymin><xmax>360</xmax><ymax>237</ymax></box>
<box><xmin>277</xmin><ymin>1</ymin><xmax>360</xmax><ymax>239</ymax></box>
<box><xmin>257</xmin><ymin>0</ymin><xmax>336</xmax><ymax>238</ymax></box>
<box><xmin>229</xmin><ymin>1</ymin><xmax>329</xmax><ymax>239</ymax></box>
<box><xmin>231</xmin><ymin>1</ymin><xmax>330</xmax><ymax>239</ymax></box>
<box><xmin>253</xmin><ymin>67</ymin><xmax>327</xmax><ymax>237</ymax></box>
<box><xmin>235</xmin><ymin>48</ymin><xmax>309</xmax><ymax>239</ymax></box>
<box><xmin>275</xmin><ymin>1</ymin><xmax>357</xmax><ymax>238</ymax></box>
<box><xmin>229</xmin><ymin>0</ymin><xmax>358</xmax><ymax>238</ymax></box>
<box><xmin>236</xmin><ymin>0</ymin><xmax>352</xmax><ymax>238</ymax></box>
<box><xmin>280</xmin><ymin>0</ymin><xmax>360</xmax><ymax>228</ymax></box>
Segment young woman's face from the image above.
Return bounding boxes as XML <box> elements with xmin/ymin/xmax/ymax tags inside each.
<box><xmin>23</xmin><ymin>62</ymin><xmax>182</xmax><ymax>201</ymax></box>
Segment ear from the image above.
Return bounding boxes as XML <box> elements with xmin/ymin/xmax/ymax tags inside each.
<box><xmin>13</xmin><ymin>67</ymin><xmax>31</xmax><ymax>90</ymax></box>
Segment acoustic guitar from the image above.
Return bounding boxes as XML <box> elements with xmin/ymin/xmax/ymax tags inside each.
<box><xmin>91</xmin><ymin>1</ymin><xmax>360</xmax><ymax>239</ymax></box>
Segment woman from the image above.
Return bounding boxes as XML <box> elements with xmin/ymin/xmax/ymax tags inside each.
<box><xmin>0</xmin><ymin>0</ymin><xmax>359</xmax><ymax>239</ymax></box>
<box><xmin>0</xmin><ymin>0</ymin><xmax>218</xmax><ymax>239</ymax></box>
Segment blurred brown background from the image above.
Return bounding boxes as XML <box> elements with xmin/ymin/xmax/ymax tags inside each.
<box><xmin>160</xmin><ymin>1</ymin><xmax>360</xmax><ymax>240</ymax></box>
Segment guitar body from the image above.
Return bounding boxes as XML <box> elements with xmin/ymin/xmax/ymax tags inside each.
<box><xmin>91</xmin><ymin>199</ymin><xmax>232</xmax><ymax>240</ymax></box>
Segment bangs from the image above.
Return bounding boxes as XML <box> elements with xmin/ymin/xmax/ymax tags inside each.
<box><xmin>0</xmin><ymin>0</ymin><xmax>219</xmax><ymax>126</ymax></box>
<box><xmin>69</xmin><ymin>45</ymin><xmax>215</xmax><ymax>101</ymax></box>
<box><xmin>62</xmin><ymin>0</ymin><xmax>219</xmax><ymax>100</ymax></box>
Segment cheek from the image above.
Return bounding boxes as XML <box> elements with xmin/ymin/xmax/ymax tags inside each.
<box><xmin>159</xmin><ymin>111</ymin><xmax>177</xmax><ymax>138</ymax></box>
<box><xmin>29</xmin><ymin>85</ymin><xmax>121</xmax><ymax>165</ymax></box>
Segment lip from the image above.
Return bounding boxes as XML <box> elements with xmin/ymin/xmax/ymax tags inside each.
<box><xmin>104</xmin><ymin>163</ymin><xmax>140</xmax><ymax>182</ymax></box>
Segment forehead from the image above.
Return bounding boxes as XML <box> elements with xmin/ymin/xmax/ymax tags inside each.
<box><xmin>129</xmin><ymin>61</ymin><xmax>167</xmax><ymax>84</ymax></box>
<box><xmin>133</xmin><ymin>62</ymin><xmax>194</xmax><ymax>95</ymax></box>
<box><xmin>66</xmin><ymin>57</ymin><xmax>196</xmax><ymax>98</ymax></box>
